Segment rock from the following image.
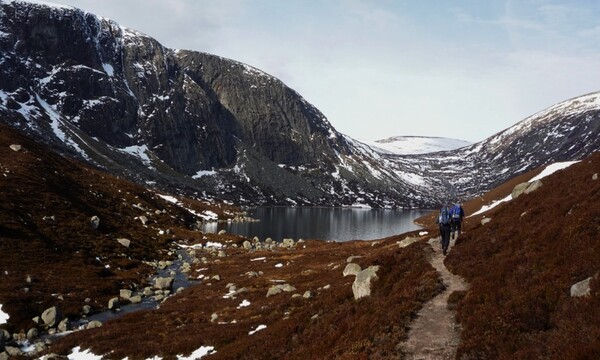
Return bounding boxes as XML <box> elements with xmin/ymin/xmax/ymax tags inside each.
<box><xmin>265</xmin><ymin>237</ymin><xmax>273</xmax><ymax>244</ymax></box>
<box><xmin>82</xmin><ymin>305</ymin><xmax>91</xmax><ymax>315</ymax></box>
<box><xmin>41</xmin><ymin>306</ymin><xmax>62</xmax><ymax>327</ymax></box>
<box><xmin>9</xmin><ymin>144</ymin><xmax>21</xmax><ymax>152</ymax></box>
<box><xmin>481</xmin><ymin>217</ymin><xmax>491</xmax><ymax>225</ymax></box>
<box><xmin>267</xmin><ymin>284</ymin><xmax>296</xmax><ymax>297</ymax></box>
<box><xmin>154</xmin><ymin>294</ymin><xmax>165</xmax><ymax>302</ymax></box>
<box><xmin>139</xmin><ymin>215</ymin><xmax>149</xmax><ymax>225</ymax></box>
<box><xmin>4</xmin><ymin>347</ymin><xmax>21</xmax><ymax>357</ymax></box>
<box><xmin>524</xmin><ymin>179</ymin><xmax>543</xmax><ymax>194</ymax></box>
<box><xmin>0</xmin><ymin>352</ymin><xmax>7</xmax><ymax>360</ymax></box>
<box><xmin>58</xmin><ymin>318</ymin><xmax>69</xmax><ymax>332</ymax></box>
<box><xmin>26</xmin><ymin>328</ymin><xmax>38</xmax><ymax>340</ymax></box>
<box><xmin>511</xmin><ymin>182</ymin><xmax>529</xmax><ymax>199</ymax></box>
<box><xmin>593</xmin><ymin>173</ymin><xmax>598</xmax><ymax>181</ymax></box>
<box><xmin>26</xmin><ymin>275</ymin><xmax>33</xmax><ymax>283</ymax></box>
<box><xmin>32</xmin><ymin>316</ymin><xmax>40</xmax><ymax>324</ymax></box>
<box><xmin>218</xmin><ymin>230</ymin><xmax>227</xmax><ymax>235</ymax></box>
<box><xmin>343</xmin><ymin>263</ymin><xmax>362</xmax><ymax>277</ymax></box>
<box><xmin>108</xmin><ymin>297</ymin><xmax>119</xmax><ymax>310</ymax></box>
<box><xmin>90</xmin><ymin>215</ymin><xmax>100</xmax><ymax>230</ymax></box>
<box><xmin>86</xmin><ymin>320</ymin><xmax>103</xmax><ymax>329</ymax></box>
<box><xmin>303</xmin><ymin>291</ymin><xmax>313</xmax><ymax>299</ymax></box>
<box><xmin>513</xmin><ymin>180</ymin><xmax>543</xmax><ymax>199</ymax></box>
<box><xmin>242</xmin><ymin>240</ymin><xmax>252</xmax><ymax>250</ymax></box>
<box><xmin>176</xmin><ymin>287</ymin><xmax>185</xmax><ymax>294</ymax></box>
<box><xmin>570</xmin><ymin>277</ymin><xmax>592</xmax><ymax>297</ymax></box>
<box><xmin>143</xmin><ymin>287</ymin><xmax>153</xmax><ymax>297</ymax></box>
<box><xmin>397</xmin><ymin>237</ymin><xmax>421</xmax><ymax>248</ymax></box>
<box><xmin>266</xmin><ymin>286</ymin><xmax>283</xmax><ymax>297</ymax></box>
<box><xmin>217</xmin><ymin>250</ymin><xmax>226</xmax><ymax>257</ymax></box>
<box><xmin>154</xmin><ymin>277</ymin><xmax>174</xmax><ymax>290</ymax></box>
<box><xmin>129</xmin><ymin>295</ymin><xmax>142</xmax><ymax>304</ymax></box>
<box><xmin>120</xmin><ymin>289</ymin><xmax>133</xmax><ymax>300</ymax></box>
<box><xmin>210</xmin><ymin>313</ymin><xmax>218</xmax><ymax>323</ymax></box>
<box><xmin>211</xmin><ymin>275</ymin><xmax>221</xmax><ymax>281</ymax></box>
<box><xmin>117</xmin><ymin>238</ymin><xmax>131</xmax><ymax>248</ymax></box>
<box><xmin>282</xmin><ymin>238</ymin><xmax>295</xmax><ymax>248</ymax></box>
<box><xmin>352</xmin><ymin>266</ymin><xmax>380</xmax><ymax>300</ymax></box>
<box><xmin>322</xmin><ymin>284</ymin><xmax>331</xmax><ymax>290</ymax></box>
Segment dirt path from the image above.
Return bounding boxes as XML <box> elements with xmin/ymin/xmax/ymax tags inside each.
<box><xmin>399</xmin><ymin>237</ymin><xmax>468</xmax><ymax>359</ymax></box>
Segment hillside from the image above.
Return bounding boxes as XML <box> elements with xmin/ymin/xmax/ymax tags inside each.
<box><xmin>445</xmin><ymin>152</ymin><xmax>600</xmax><ymax>359</ymax></box>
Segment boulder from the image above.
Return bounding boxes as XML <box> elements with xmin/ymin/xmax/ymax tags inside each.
<box><xmin>82</xmin><ymin>305</ymin><xmax>91</xmax><ymax>315</ymax></box>
<box><xmin>303</xmin><ymin>291</ymin><xmax>313</xmax><ymax>299</ymax></box>
<box><xmin>513</xmin><ymin>180</ymin><xmax>543</xmax><ymax>199</ymax></box>
<box><xmin>266</xmin><ymin>286</ymin><xmax>283</xmax><ymax>297</ymax></box>
<box><xmin>4</xmin><ymin>347</ymin><xmax>21</xmax><ymax>357</ymax></box>
<box><xmin>139</xmin><ymin>215</ymin><xmax>149</xmax><ymax>225</ymax></box>
<box><xmin>120</xmin><ymin>289</ymin><xmax>133</xmax><ymax>300</ymax></box>
<box><xmin>267</xmin><ymin>284</ymin><xmax>296</xmax><ymax>297</ymax></box>
<box><xmin>511</xmin><ymin>182</ymin><xmax>529</xmax><ymax>199</ymax></box>
<box><xmin>58</xmin><ymin>318</ymin><xmax>69</xmax><ymax>332</ymax></box>
<box><xmin>217</xmin><ymin>250</ymin><xmax>226</xmax><ymax>257</ymax></box>
<box><xmin>26</xmin><ymin>328</ymin><xmax>38</xmax><ymax>340</ymax></box>
<box><xmin>108</xmin><ymin>297</ymin><xmax>119</xmax><ymax>310</ymax></box>
<box><xmin>481</xmin><ymin>217</ymin><xmax>491</xmax><ymax>226</ymax></box>
<box><xmin>343</xmin><ymin>263</ymin><xmax>362</xmax><ymax>277</ymax></box>
<box><xmin>86</xmin><ymin>320</ymin><xmax>103</xmax><ymax>329</ymax></box>
<box><xmin>154</xmin><ymin>277</ymin><xmax>174</xmax><ymax>290</ymax></box>
<box><xmin>352</xmin><ymin>266</ymin><xmax>380</xmax><ymax>300</ymax></box>
<box><xmin>397</xmin><ymin>237</ymin><xmax>421</xmax><ymax>248</ymax></box>
<box><xmin>143</xmin><ymin>287</ymin><xmax>154</xmax><ymax>297</ymax></box>
<box><xmin>9</xmin><ymin>144</ymin><xmax>21</xmax><ymax>152</ymax></box>
<box><xmin>90</xmin><ymin>215</ymin><xmax>100</xmax><ymax>230</ymax></box>
<box><xmin>593</xmin><ymin>173</ymin><xmax>598</xmax><ymax>181</ymax></box>
<box><xmin>282</xmin><ymin>238</ymin><xmax>295</xmax><ymax>248</ymax></box>
<box><xmin>218</xmin><ymin>230</ymin><xmax>227</xmax><ymax>235</ymax></box>
<box><xmin>524</xmin><ymin>179</ymin><xmax>543</xmax><ymax>194</ymax></box>
<box><xmin>129</xmin><ymin>295</ymin><xmax>142</xmax><ymax>304</ymax></box>
<box><xmin>210</xmin><ymin>313</ymin><xmax>218</xmax><ymax>323</ymax></box>
<box><xmin>0</xmin><ymin>352</ymin><xmax>7</xmax><ymax>360</ymax></box>
<box><xmin>41</xmin><ymin>306</ymin><xmax>62</xmax><ymax>327</ymax></box>
<box><xmin>117</xmin><ymin>238</ymin><xmax>131</xmax><ymax>248</ymax></box>
<box><xmin>570</xmin><ymin>277</ymin><xmax>592</xmax><ymax>297</ymax></box>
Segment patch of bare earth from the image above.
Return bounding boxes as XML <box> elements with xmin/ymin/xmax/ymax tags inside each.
<box><xmin>400</xmin><ymin>236</ymin><xmax>468</xmax><ymax>360</ymax></box>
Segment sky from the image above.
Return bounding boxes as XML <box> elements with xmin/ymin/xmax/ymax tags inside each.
<box><xmin>43</xmin><ymin>0</ymin><xmax>600</xmax><ymax>142</ymax></box>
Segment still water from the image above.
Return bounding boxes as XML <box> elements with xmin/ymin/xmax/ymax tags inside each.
<box><xmin>203</xmin><ymin>207</ymin><xmax>431</xmax><ymax>242</ymax></box>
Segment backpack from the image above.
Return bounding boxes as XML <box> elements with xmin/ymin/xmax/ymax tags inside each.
<box><xmin>438</xmin><ymin>207</ymin><xmax>450</xmax><ymax>225</ymax></box>
<box><xmin>451</xmin><ymin>205</ymin><xmax>461</xmax><ymax>220</ymax></box>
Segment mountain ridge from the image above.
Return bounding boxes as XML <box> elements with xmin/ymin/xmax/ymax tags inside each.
<box><xmin>1</xmin><ymin>0</ymin><xmax>600</xmax><ymax>209</ymax></box>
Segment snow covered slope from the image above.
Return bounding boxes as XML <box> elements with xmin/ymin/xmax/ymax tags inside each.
<box><xmin>362</xmin><ymin>136</ymin><xmax>472</xmax><ymax>155</ymax></box>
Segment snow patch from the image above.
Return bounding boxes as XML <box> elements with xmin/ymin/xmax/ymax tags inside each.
<box><xmin>237</xmin><ymin>299</ymin><xmax>251</xmax><ymax>309</ymax></box>
<box><xmin>529</xmin><ymin>161</ymin><xmax>579</xmax><ymax>182</ymax></box>
<box><xmin>67</xmin><ymin>346</ymin><xmax>102</xmax><ymax>360</ymax></box>
<box><xmin>248</xmin><ymin>324</ymin><xmax>267</xmax><ymax>335</ymax></box>
<box><xmin>177</xmin><ymin>346</ymin><xmax>216</xmax><ymax>360</ymax></box>
<box><xmin>102</xmin><ymin>63</ymin><xmax>114</xmax><ymax>77</ymax></box>
<box><xmin>0</xmin><ymin>304</ymin><xmax>8</xmax><ymax>324</ymax></box>
<box><xmin>192</xmin><ymin>170</ymin><xmax>216</xmax><ymax>179</ymax></box>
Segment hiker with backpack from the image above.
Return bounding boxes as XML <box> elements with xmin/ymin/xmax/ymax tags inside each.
<box><xmin>435</xmin><ymin>204</ymin><xmax>452</xmax><ymax>255</ymax></box>
<box><xmin>450</xmin><ymin>203</ymin><xmax>465</xmax><ymax>239</ymax></box>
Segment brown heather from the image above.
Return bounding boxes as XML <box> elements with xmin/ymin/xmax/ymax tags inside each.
<box><xmin>445</xmin><ymin>152</ymin><xmax>600</xmax><ymax>359</ymax></box>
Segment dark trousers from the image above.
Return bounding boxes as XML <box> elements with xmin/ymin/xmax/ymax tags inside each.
<box><xmin>440</xmin><ymin>224</ymin><xmax>451</xmax><ymax>254</ymax></box>
<box><xmin>451</xmin><ymin>220</ymin><xmax>462</xmax><ymax>238</ymax></box>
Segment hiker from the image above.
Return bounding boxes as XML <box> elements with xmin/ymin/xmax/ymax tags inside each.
<box><xmin>435</xmin><ymin>204</ymin><xmax>452</xmax><ymax>255</ymax></box>
<box><xmin>450</xmin><ymin>203</ymin><xmax>465</xmax><ymax>239</ymax></box>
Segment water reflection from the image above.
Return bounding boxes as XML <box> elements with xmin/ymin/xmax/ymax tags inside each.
<box><xmin>203</xmin><ymin>207</ymin><xmax>430</xmax><ymax>242</ymax></box>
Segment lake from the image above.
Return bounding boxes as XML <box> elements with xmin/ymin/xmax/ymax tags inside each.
<box><xmin>202</xmin><ymin>207</ymin><xmax>431</xmax><ymax>242</ymax></box>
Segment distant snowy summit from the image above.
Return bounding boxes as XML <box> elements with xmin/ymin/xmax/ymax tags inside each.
<box><xmin>362</xmin><ymin>136</ymin><xmax>472</xmax><ymax>155</ymax></box>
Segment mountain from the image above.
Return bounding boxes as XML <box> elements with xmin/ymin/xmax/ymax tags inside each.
<box><xmin>362</xmin><ymin>136</ymin><xmax>472</xmax><ymax>155</ymax></box>
<box><xmin>1</xmin><ymin>0</ymin><xmax>600</xmax><ymax>209</ymax></box>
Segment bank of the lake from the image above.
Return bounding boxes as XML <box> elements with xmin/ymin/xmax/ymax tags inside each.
<box><xmin>203</xmin><ymin>207</ymin><xmax>431</xmax><ymax>242</ymax></box>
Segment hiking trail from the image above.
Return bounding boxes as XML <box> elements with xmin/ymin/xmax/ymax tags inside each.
<box><xmin>400</xmin><ymin>236</ymin><xmax>468</xmax><ymax>359</ymax></box>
